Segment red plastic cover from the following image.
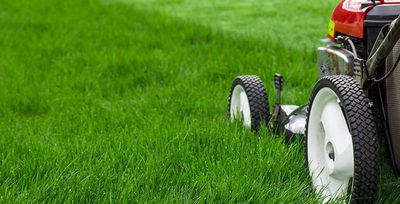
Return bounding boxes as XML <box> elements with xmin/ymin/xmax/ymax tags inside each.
<box><xmin>329</xmin><ymin>0</ymin><xmax>372</xmax><ymax>39</ymax></box>
<box><xmin>329</xmin><ymin>0</ymin><xmax>400</xmax><ymax>39</ymax></box>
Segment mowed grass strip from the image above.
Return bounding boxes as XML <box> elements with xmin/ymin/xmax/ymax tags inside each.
<box><xmin>112</xmin><ymin>0</ymin><xmax>338</xmax><ymax>50</ymax></box>
<box><xmin>0</xmin><ymin>0</ymin><xmax>398</xmax><ymax>203</ymax></box>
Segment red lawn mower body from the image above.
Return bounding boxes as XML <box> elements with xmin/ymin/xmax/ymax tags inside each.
<box><xmin>330</xmin><ymin>0</ymin><xmax>400</xmax><ymax>39</ymax></box>
<box><xmin>329</xmin><ymin>0</ymin><xmax>371</xmax><ymax>39</ymax></box>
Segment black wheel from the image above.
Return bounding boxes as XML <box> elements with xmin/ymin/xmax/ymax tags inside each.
<box><xmin>228</xmin><ymin>75</ymin><xmax>270</xmax><ymax>131</ymax></box>
<box><xmin>306</xmin><ymin>75</ymin><xmax>379</xmax><ymax>203</ymax></box>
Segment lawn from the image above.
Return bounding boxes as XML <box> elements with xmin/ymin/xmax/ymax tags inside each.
<box><xmin>0</xmin><ymin>0</ymin><xmax>399</xmax><ymax>203</ymax></box>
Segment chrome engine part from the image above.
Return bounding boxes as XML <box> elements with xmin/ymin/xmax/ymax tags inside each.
<box><xmin>317</xmin><ymin>46</ymin><xmax>355</xmax><ymax>78</ymax></box>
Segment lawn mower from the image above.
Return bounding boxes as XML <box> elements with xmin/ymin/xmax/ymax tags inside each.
<box><xmin>228</xmin><ymin>0</ymin><xmax>400</xmax><ymax>203</ymax></box>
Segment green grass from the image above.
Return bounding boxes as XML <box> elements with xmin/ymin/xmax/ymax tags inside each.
<box><xmin>0</xmin><ymin>0</ymin><xmax>399</xmax><ymax>203</ymax></box>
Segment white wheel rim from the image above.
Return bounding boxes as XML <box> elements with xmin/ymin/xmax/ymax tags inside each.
<box><xmin>230</xmin><ymin>85</ymin><xmax>251</xmax><ymax>128</ymax></box>
<box><xmin>307</xmin><ymin>87</ymin><xmax>354</xmax><ymax>202</ymax></box>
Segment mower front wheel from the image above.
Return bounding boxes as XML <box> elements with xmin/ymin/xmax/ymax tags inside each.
<box><xmin>306</xmin><ymin>75</ymin><xmax>379</xmax><ymax>203</ymax></box>
<box><xmin>228</xmin><ymin>75</ymin><xmax>270</xmax><ymax>131</ymax></box>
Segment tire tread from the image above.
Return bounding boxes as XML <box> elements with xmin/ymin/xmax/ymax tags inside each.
<box><xmin>228</xmin><ymin>75</ymin><xmax>270</xmax><ymax>131</ymax></box>
<box><xmin>305</xmin><ymin>75</ymin><xmax>379</xmax><ymax>203</ymax></box>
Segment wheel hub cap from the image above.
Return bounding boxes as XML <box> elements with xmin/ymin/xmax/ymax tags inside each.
<box><xmin>307</xmin><ymin>88</ymin><xmax>354</xmax><ymax>201</ymax></box>
<box><xmin>230</xmin><ymin>85</ymin><xmax>251</xmax><ymax>128</ymax></box>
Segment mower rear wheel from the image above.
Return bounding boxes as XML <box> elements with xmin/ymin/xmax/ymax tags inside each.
<box><xmin>306</xmin><ymin>75</ymin><xmax>379</xmax><ymax>203</ymax></box>
<box><xmin>228</xmin><ymin>75</ymin><xmax>270</xmax><ymax>131</ymax></box>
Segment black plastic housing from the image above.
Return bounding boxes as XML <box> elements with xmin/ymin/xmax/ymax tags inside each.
<box><xmin>365</xmin><ymin>4</ymin><xmax>400</xmax><ymax>175</ymax></box>
<box><xmin>365</xmin><ymin>5</ymin><xmax>400</xmax><ymax>56</ymax></box>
